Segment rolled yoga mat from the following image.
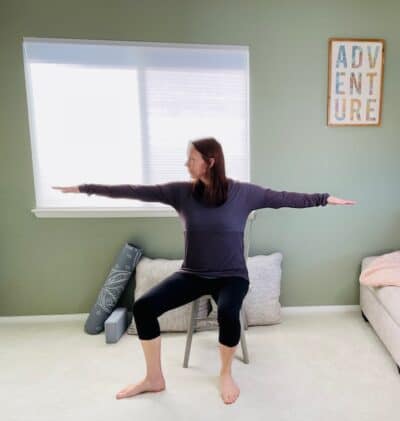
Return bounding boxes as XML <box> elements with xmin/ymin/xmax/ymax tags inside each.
<box><xmin>84</xmin><ymin>242</ymin><xmax>143</xmax><ymax>334</ymax></box>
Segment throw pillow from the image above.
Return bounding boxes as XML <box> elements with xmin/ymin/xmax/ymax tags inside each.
<box><xmin>242</xmin><ymin>252</ymin><xmax>283</xmax><ymax>326</ymax></box>
<box><xmin>199</xmin><ymin>252</ymin><xmax>283</xmax><ymax>329</ymax></box>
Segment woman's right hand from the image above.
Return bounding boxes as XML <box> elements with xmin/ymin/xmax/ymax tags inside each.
<box><xmin>52</xmin><ymin>186</ymin><xmax>80</xmax><ymax>193</ymax></box>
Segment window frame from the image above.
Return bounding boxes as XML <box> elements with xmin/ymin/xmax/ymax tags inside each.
<box><xmin>23</xmin><ymin>37</ymin><xmax>250</xmax><ymax>218</ymax></box>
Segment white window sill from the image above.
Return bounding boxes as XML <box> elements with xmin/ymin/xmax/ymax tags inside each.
<box><xmin>31</xmin><ymin>207</ymin><xmax>179</xmax><ymax>218</ymax></box>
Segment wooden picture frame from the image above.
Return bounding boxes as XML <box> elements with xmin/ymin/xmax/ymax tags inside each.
<box><xmin>327</xmin><ymin>38</ymin><xmax>385</xmax><ymax>127</ymax></box>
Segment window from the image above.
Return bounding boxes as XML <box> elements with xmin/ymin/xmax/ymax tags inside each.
<box><xmin>23</xmin><ymin>37</ymin><xmax>250</xmax><ymax>217</ymax></box>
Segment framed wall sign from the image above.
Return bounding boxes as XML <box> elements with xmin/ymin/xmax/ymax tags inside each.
<box><xmin>327</xmin><ymin>38</ymin><xmax>385</xmax><ymax>127</ymax></box>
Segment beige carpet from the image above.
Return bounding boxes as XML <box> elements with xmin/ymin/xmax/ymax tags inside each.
<box><xmin>1</xmin><ymin>306</ymin><xmax>399</xmax><ymax>421</ymax></box>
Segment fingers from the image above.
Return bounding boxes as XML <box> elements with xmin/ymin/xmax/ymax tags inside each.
<box><xmin>329</xmin><ymin>199</ymin><xmax>357</xmax><ymax>205</ymax></box>
<box><xmin>51</xmin><ymin>186</ymin><xmax>77</xmax><ymax>193</ymax></box>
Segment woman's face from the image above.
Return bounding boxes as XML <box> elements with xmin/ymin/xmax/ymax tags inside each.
<box><xmin>185</xmin><ymin>145</ymin><xmax>208</xmax><ymax>181</ymax></box>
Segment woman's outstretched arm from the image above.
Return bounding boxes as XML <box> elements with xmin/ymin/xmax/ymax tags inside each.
<box><xmin>52</xmin><ymin>182</ymin><xmax>187</xmax><ymax>209</ymax></box>
<box><xmin>243</xmin><ymin>182</ymin><xmax>356</xmax><ymax>210</ymax></box>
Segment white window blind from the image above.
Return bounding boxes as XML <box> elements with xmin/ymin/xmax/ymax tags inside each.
<box><xmin>22</xmin><ymin>37</ymin><xmax>250</xmax><ymax>217</ymax></box>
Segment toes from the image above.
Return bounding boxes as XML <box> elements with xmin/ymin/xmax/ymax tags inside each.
<box><xmin>116</xmin><ymin>386</ymin><xmax>131</xmax><ymax>398</ymax></box>
<box><xmin>224</xmin><ymin>393</ymin><xmax>238</xmax><ymax>404</ymax></box>
<box><xmin>118</xmin><ymin>385</ymin><xmax>130</xmax><ymax>393</ymax></box>
<box><xmin>222</xmin><ymin>394</ymin><xmax>233</xmax><ymax>404</ymax></box>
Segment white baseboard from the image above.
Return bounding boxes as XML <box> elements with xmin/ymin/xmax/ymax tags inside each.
<box><xmin>281</xmin><ymin>304</ymin><xmax>360</xmax><ymax>315</ymax></box>
<box><xmin>0</xmin><ymin>305</ymin><xmax>360</xmax><ymax>323</ymax></box>
<box><xmin>0</xmin><ymin>313</ymin><xmax>90</xmax><ymax>323</ymax></box>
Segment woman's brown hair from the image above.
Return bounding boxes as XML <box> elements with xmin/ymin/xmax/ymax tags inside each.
<box><xmin>189</xmin><ymin>137</ymin><xmax>230</xmax><ymax>207</ymax></box>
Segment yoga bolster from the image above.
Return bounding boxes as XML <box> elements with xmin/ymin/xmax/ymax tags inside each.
<box><xmin>84</xmin><ymin>242</ymin><xmax>143</xmax><ymax>334</ymax></box>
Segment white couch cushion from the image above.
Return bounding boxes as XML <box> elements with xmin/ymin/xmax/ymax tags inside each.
<box><xmin>361</xmin><ymin>255</ymin><xmax>400</xmax><ymax>326</ymax></box>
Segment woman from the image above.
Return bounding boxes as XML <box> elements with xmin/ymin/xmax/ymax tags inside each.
<box><xmin>53</xmin><ymin>137</ymin><xmax>356</xmax><ymax>405</ymax></box>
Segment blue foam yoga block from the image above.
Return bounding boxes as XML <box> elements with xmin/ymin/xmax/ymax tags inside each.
<box><xmin>105</xmin><ymin>307</ymin><xmax>129</xmax><ymax>344</ymax></box>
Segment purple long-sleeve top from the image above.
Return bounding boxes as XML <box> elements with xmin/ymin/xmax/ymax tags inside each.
<box><xmin>78</xmin><ymin>179</ymin><xmax>329</xmax><ymax>281</ymax></box>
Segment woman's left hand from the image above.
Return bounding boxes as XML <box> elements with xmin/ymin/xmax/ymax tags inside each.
<box><xmin>327</xmin><ymin>195</ymin><xmax>357</xmax><ymax>205</ymax></box>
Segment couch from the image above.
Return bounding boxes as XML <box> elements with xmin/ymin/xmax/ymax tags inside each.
<box><xmin>360</xmin><ymin>256</ymin><xmax>400</xmax><ymax>374</ymax></box>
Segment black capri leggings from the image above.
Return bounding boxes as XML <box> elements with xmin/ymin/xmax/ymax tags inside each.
<box><xmin>132</xmin><ymin>271</ymin><xmax>250</xmax><ymax>347</ymax></box>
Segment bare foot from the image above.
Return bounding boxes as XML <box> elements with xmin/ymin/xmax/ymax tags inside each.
<box><xmin>219</xmin><ymin>373</ymin><xmax>240</xmax><ymax>404</ymax></box>
<box><xmin>115</xmin><ymin>376</ymin><xmax>166</xmax><ymax>399</ymax></box>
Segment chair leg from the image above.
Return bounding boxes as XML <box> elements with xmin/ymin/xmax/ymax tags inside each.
<box><xmin>239</xmin><ymin>308</ymin><xmax>250</xmax><ymax>364</ymax></box>
<box><xmin>183</xmin><ymin>299</ymin><xmax>199</xmax><ymax>368</ymax></box>
<box><xmin>242</xmin><ymin>305</ymin><xmax>249</xmax><ymax>330</ymax></box>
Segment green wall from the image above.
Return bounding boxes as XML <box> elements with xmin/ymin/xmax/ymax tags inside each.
<box><xmin>1</xmin><ymin>0</ymin><xmax>399</xmax><ymax>316</ymax></box>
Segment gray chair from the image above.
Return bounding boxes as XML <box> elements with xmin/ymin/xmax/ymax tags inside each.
<box><xmin>183</xmin><ymin>211</ymin><xmax>257</xmax><ymax>368</ymax></box>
